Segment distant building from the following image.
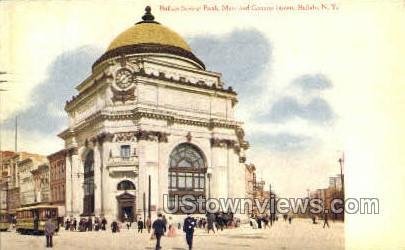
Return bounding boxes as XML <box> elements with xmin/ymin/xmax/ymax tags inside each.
<box><xmin>17</xmin><ymin>154</ymin><xmax>48</xmax><ymax>206</ymax></box>
<box><xmin>31</xmin><ymin>164</ymin><xmax>50</xmax><ymax>203</ymax></box>
<box><xmin>48</xmin><ymin>149</ymin><xmax>67</xmax><ymax>216</ymax></box>
<box><xmin>245</xmin><ymin>164</ymin><xmax>255</xmax><ymax>200</ymax></box>
<box><xmin>329</xmin><ymin>175</ymin><xmax>343</xmax><ymax>190</ymax></box>
<box><xmin>0</xmin><ymin>151</ymin><xmax>18</xmax><ymax>213</ymax></box>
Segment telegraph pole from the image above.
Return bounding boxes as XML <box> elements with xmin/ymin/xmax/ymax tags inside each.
<box><xmin>143</xmin><ymin>192</ymin><xmax>146</xmax><ymax>227</ymax></box>
<box><xmin>338</xmin><ymin>153</ymin><xmax>345</xmax><ymax>221</ymax></box>
<box><xmin>269</xmin><ymin>183</ymin><xmax>273</xmax><ymax>225</ymax></box>
<box><xmin>148</xmin><ymin>175</ymin><xmax>151</xmax><ymax>219</ymax></box>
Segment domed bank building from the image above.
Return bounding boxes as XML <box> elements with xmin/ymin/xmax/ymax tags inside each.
<box><xmin>58</xmin><ymin>7</ymin><xmax>251</xmax><ymax>222</ymax></box>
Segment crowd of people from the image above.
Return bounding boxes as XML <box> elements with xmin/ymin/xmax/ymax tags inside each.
<box><xmin>63</xmin><ymin>216</ymin><xmax>109</xmax><ymax>232</ymax></box>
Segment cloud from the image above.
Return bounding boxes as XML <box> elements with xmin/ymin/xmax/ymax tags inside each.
<box><xmin>258</xmin><ymin>96</ymin><xmax>335</xmax><ymax>124</ymax></box>
<box><xmin>292</xmin><ymin>74</ymin><xmax>332</xmax><ymax>92</ymax></box>
<box><xmin>256</xmin><ymin>72</ymin><xmax>335</xmax><ymax>125</ymax></box>
<box><xmin>189</xmin><ymin>29</ymin><xmax>272</xmax><ymax>99</ymax></box>
<box><xmin>1</xmin><ymin>46</ymin><xmax>102</xmax><ymax>135</ymax></box>
<box><xmin>248</xmin><ymin>132</ymin><xmax>313</xmax><ymax>152</ymax></box>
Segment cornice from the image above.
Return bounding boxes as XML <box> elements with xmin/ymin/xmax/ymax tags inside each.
<box><xmin>65</xmin><ymin>65</ymin><xmax>237</xmax><ymax>113</ymax></box>
<box><xmin>69</xmin><ymin>105</ymin><xmax>243</xmax><ymax>132</ymax></box>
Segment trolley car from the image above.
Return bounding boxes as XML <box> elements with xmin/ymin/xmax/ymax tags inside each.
<box><xmin>16</xmin><ymin>205</ymin><xmax>59</xmax><ymax>235</ymax></box>
<box><xmin>0</xmin><ymin>212</ymin><xmax>11</xmax><ymax>231</ymax></box>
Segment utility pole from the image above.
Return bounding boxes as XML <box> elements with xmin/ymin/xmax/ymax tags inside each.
<box><xmin>338</xmin><ymin>153</ymin><xmax>345</xmax><ymax>221</ymax></box>
<box><xmin>143</xmin><ymin>192</ymin><xmax>146</xmax><ymax>227</ymax></box>
<box><xmin>269</xmin><ymin>183</ymin><xmax>273</xmax><ymax>226</ymax></box>
<box><xmin>148</xmin><ymin>175</ymin><xmax>151</xmax><ymax>219</ymax></box>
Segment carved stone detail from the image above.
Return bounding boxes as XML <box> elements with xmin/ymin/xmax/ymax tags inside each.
<box><xmin>135</xmin><ymin>130</ymin><xmax>170</xmax><ymax>143</ymax></box>
<box><xmin>114</xmin><ymin>132</ymin><xmax>136</xmax><ymax>142</ymax></box>
<box><xmin>111</xmin><ymin>86</ymin><xmax>136</xmax><ymax>103</ymax></box>
<box><xmin>210</xmin><ymin>138</ymin><xmax>237</xmax><ymax>148</ymax></box>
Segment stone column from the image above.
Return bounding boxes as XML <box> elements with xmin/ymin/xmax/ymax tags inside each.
<box><xmin>137</xmin><ymin>139</ymin><xmax>147</xmax><ymax>219</ymax></box>
<box><xmin>100</xmin><ymin>133</ymin><xmax>113</xmax><ymax>218</ymax></box>
<box><xmin>93</xmin><ymin>142</ymin><xmax>102</xmax><ymax>216</ymax></box>
<box><xmin>157</xmin><ymin>134</ymin><xmax>169</xmax><ymax>213</ymax></box>
<box><xmin>65</xmin><ymin>152</ymin><xmax>72</xmax><ymax>216</ymax></box>
<box><xmin>71</xmin><ymin>151</ymin><xmax>82</xmax><ymax>216</ymax></box>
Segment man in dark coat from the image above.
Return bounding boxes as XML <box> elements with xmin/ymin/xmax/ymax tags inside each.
<box><xmin>183</xmin><ymin>214</ymin><xmax>196</xmax><ymax>250</ymax></box>
<box><xmin>111</xmin><ymin>221</ymin><xmax>118</xmax><ymax>233</ymax></box>
<box><xmin>137</xmin><ymin>218</ymin><xmax>144</xmax><ymax>233</ymax></box>
<box><xmin>323</xmin><ymin>213</ymin><xmax>330</xmax><ymax>228</ymax></box>
<box><xmin>45</xmin><ymin>218</ymin><xmax>56</xmax><ymax>248</ymax></box>
<box><xmin>101</xmin><ymin>217</ymin><xmax>107</xmax><ymax>231</ymax></box>
<box><xmin>206</xmin><ymin>213</ymin><xmax>215</xmax><ymax>234</ymax></box>
<box><xmin>152</xmin><ymin>214</ymin><xmax>166</xmax><ymax>250</ymax></box>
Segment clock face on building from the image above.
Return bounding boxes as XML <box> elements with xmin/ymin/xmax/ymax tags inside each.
<box><xmin>115</xmin><ymin>68</ymin><xmax>134</xmax><ymax>89</ymax></box>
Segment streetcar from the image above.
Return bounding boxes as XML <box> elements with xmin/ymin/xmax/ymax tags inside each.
<box><xmin>0</xmin><ymin>211</ymin><xmax>11</xmax><ymax>231</ymax></box>
<box><xmin>16</xmin><ymin>205</ymin><xmax>59</xmax><ymax>235</ymax></box>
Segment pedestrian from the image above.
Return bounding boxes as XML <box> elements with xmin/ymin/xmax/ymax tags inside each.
<box><xmin>152</xmin><ymin>214</ymin><xmax>166</xmax><ymax>250</ymax></box>
<box><xmin>138</xmin><ymin>218</ymin><xmax>144</xmax><ymax>233</ymax></box>
<box><xmin>101</xmin><ymin>217</ymin><xmax>107</xmax><ymax>231</ymax></box>
<box><xmin>167</xmin><ymin>216</ymin><xmax>176</xmax><ymax>237</ymax></box>
<box><xmin>257</xmin><ymin>216</ymin><xmax>262</xmax><ymax>229</ymax></box>
<box><xmin>111</xmin><ymin>220</ymin><xmax>118</xmax><ymax>233</ymax></box>
<box><xmin>162</xmin><ymin>215</ymin><xmax>167</xmax><ymax>233</ymax></box>
<box><xmin>264</xmin><ymin>215</ymin><xmax>270</xmax><ymax>229</ymax></box>
<box><xmin>44</xmin><ymin>218</ymin><xmax>56</xmax><ymax>248</ymax></box>
<box><xmin>323</xmin><ymin>213</ymin><xmax>330</xmax><ymax>228</ymax></box>
<box><xmin>206</xmin><ymin>213</ymin><xmax>215</xmax><ymax>234</ymax></box>
<box><xmin>288</xmin><ymin>216</ymin><xmax>292</xmax><ymax>224</ymax></box>
<box><xmin>183</xmin><ymin>214</ymin><xmax>196</xmax><ymax>250</ymax></box>
<box><xmin>146</xmin><ymin>216</ymin><xmax>152</xmax><ymax>233</ymax></box>
<box><xmin>87</xmin><ymin>217</ymin><xmax>93</xmax><ymax>231</ymax></box>
<box><xmin>65</xmin><ymin>218</ymin><xmax>70</xmax><ymax>231</ymax></box>
<box><xmin>72</xmin><ymin>218</ymin><xmax>77</xmax><ymax>231</ymax></box>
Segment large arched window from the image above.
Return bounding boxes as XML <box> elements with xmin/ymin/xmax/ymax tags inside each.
<box><xmin>83</xmin><ymin>150</ymin><xmax>94</xmax><ymax>215</ymax></box>
<box><xmin>117</xmin><ymin>180</ymin><xmax>136</xmax><ymax>191</ymax></box>
<box><xmin>168</xmin><ymin>143</ymin><xmax>206</xmax><ymax>213</ymax></box>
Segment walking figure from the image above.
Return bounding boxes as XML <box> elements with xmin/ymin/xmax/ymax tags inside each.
<box><xmin>183</xmin><ymin>214</ymin><xmax>196</xmax><ymax>250</ymax></box>
<box><xmin>323</xmin><ymin>213</ymin><xmax>330</xmax><ymax>228</ymax></box>
<box><xmin>137</xmin><ymin>218</ymin><xmax>144</xmax><ymax>233</ymax></box>
<box><xmin>206</xmin><ymin>213</ymin><xmax>215</xmax><ymax>234</ymax></box>
<box><xmin>152</xmin><ymin>214</ymin><xmax>166</xmax><ymax>250</ymax></box>
<box><xmin>288</xmin><ymin>216</ymin><xmax>292</xmax><ymax>224</ymax></box>
<box><xmin>44</xmin><ymin>218</ymin><xmax>56</xmax><ymax>248</ymax></box>
<box><xmin>146</xmin><ymin>216</ymin><xmax>152</xmax><ymax>233</ymax></box>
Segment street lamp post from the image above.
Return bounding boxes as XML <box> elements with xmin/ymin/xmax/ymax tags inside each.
<box><xmin>207</xmin><ymin>168</ymin><xmax>212</xmax><ymax>199</ymax></box>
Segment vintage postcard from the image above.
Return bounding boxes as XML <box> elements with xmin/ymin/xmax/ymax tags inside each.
<box><xmin>0</xmin><ymin>0</ymin><xmax>404</xmax><ymax>249</ymax></box>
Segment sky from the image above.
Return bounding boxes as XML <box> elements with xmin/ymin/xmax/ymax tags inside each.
<box><xmin>0</xmin><ymin>1</ymin><xmax>402</xmax><ymax>201</ymax></box>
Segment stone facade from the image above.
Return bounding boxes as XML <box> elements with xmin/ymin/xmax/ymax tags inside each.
<box><xmin>58</xmin><ymin>9</ymin><xmax>250</xmax><ymax>222</ymax></box>
<box><xmin>17</xmin><ymin>155</ymin><xmax>48</xmax><ymax>206</ymax></box>
<box><xmin>31</xmin><ymin>164</ymin><xmax>50</xmax><ymax>203</ymax></box>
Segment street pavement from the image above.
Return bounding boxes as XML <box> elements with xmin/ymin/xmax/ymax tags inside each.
<box><xmin>0</xmin><ymin>218</ymin><xmax>344</xmax><ymax>250</ymax></box>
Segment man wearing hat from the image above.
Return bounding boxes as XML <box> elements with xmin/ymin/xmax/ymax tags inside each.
<box><xmin>183</xmin><ymin>214</ymin><xmax>197</xmax><ymax>250</ymax></box>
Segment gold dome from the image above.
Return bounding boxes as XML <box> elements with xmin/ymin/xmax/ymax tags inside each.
<box><xmin>93</xmin><ymin>6</ymin><xmax>205</xmax><ymax>70</ymax></box>
<box><xmin>107</xmin><ymin>23</ymin><xmax>192</xmax><ymax>52</ymax></box>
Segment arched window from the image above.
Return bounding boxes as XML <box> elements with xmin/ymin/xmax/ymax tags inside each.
<box><xmin>117</xmin><ymin>180</ymin><xmax>136</xmax><ymax>191</ymax></box>
<box><xmin>168</xmin><ymin>143</ymin><xmax>206</xmax><ymax>213</ymax></box>
<box><xmin>83</xmin><ymin>150</ymin><xmax>94</xmax><ymax>215</ymax></box>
